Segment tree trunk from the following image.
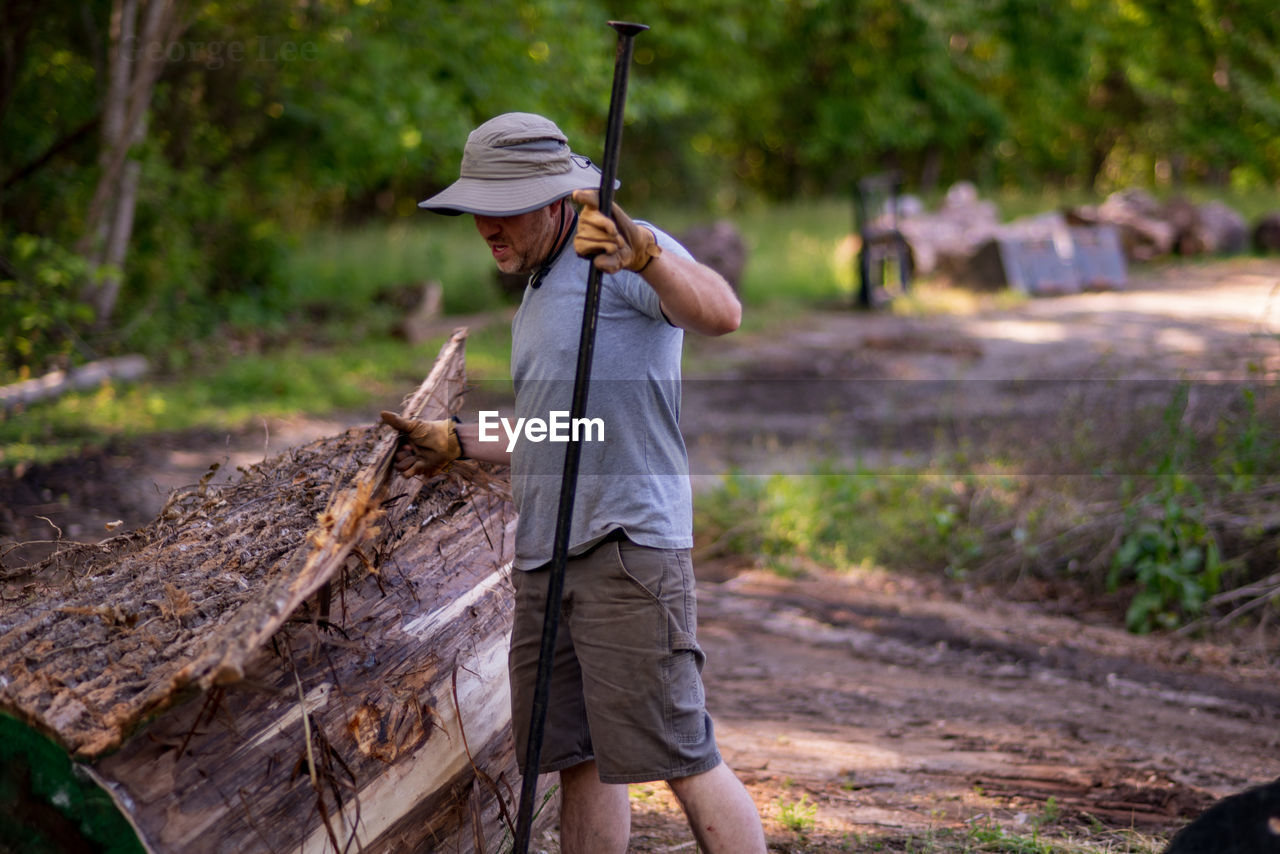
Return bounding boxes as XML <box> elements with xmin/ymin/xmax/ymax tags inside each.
<box><xmin>0</xmin><ymin>0</ymin><xmax>42</xmax><ymax>139</ymax></box>
<box><xmin>78</xmin><ymin>0</ymin><xmax>184</xmax><ymax>328</ymax></box>
<box><xmin>0</xmin><ymin>330</ymin><xmax>539</xmax><ymax>852</ymax></box>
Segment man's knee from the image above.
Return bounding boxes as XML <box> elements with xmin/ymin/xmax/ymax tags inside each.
<box><xmin>666</xmin><ymin>758</ymin><xmax>728</xmax><ymax>798</ymax></box>
<box><xmin>559</xmin><ymin>759</ymin><xmax>600</xmax><ymax>788</ymax></box>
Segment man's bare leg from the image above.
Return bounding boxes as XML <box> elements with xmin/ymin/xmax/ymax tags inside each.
<box><xmin>668</xmin><ymin>761</ymin><xmax>766</xmax><ymax>854</ymax></box>
<box><xmin>558</xmin><ymin>760</ymin><xmax>630</xmax><ymax>854</ymax></box>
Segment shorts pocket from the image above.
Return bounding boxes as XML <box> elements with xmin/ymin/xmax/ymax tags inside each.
<box><xmin>612</xmin><ymin>540</ymin><xmax>666</xmax><ymax>601</ymax></box>
<box><xmin>665</xmin><ymin>629</ymin><xmax>708</xmax><ymax>744</ymax></box>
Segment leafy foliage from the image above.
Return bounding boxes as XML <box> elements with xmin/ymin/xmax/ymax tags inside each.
<box><xmin>0</xmin><ymin>234</ymin><xmax>98</xmax><ymax>378</ymax></box>
<box><xmin>1110</xmin><ymin>490</ymin><xmax>1223</xmax><ymax>634</ymax></box>
<box><xmin>1107</xmin><ymin>385</ymin><xmax>1256</xmax><ymax>634</ymax></box>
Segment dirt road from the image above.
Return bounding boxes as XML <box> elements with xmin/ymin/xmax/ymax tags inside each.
<box><xmin>618</xmin><ymin>566</ymin><xmax>1279</xmax><ymax>851</ymax></box>
<box><xmin>5</xmin><ymin>258</ymin><xmax>1280</xmax><ymax>851</ymax></box>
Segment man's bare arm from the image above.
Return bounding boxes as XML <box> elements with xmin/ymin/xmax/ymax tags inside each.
<box><xmin>642</xmin><ymin>251</ymin><xmax>741</xmax><ymax>337</ymax></box>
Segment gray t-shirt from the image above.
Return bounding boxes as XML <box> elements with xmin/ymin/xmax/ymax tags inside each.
<box><xmin>507</xmin><ymin>224</ymin><xmax>693</xmax><ymax>569</ymax></box>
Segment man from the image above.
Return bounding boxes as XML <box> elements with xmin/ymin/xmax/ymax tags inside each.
<box><xmin>381</xmin><ymin>112</ymin><xmax>765</xmax><ymax>854</ymax></box>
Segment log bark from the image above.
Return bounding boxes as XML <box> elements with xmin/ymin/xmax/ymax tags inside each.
<box><xmin>0</xmin><ymin>330</ymin><xmax>534</xmax><ymax>852</ymax></box>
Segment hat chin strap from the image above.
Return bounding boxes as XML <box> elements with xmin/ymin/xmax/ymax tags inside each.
<box><xmin>529</xmin><ymin>202</ymin><xmax>577</xmax><ymax>290</ymax></box>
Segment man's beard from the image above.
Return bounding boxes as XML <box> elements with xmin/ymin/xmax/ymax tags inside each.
<box><xmin>495</xmin><ymin>251</ymin><xmax>536</xmax><ymax>276</ymax></box>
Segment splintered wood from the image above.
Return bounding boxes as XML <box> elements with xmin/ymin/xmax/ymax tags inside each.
<box><xmin>0</xmin><ymin>330</ymin><xmax>525</xmax><ymax>853</ymax></box>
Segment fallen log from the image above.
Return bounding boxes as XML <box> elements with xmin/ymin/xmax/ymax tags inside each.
<box><xmin>1067</xmin><ymin>189</ymin><xmax>1176</xmax><ymax>262</ymax></box>
<box><xmin>1066</xmin><ymin>190</ymin><xmax>1249</xmax><ymax>261</ymax></box>
<box><xmin>0</xmin><ymin>330</ymin><xmax>532</xmax><ymax>852</ymax></box>
<box><xmin>0</xmin><ymin>354</ymin><xmax>150</xmax><ymax>411</ymax></box>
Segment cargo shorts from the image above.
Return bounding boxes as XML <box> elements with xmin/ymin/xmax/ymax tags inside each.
<box><xmin>508</xmin><ymin>535</ymin><xmax>722</xmax><ymax>784</ymax></box>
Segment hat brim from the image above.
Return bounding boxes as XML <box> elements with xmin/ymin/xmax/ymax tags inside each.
<box><xmin>419</xmin><ymin>156</ymin><xmax>616</xmax><ymax>217</ymax></box>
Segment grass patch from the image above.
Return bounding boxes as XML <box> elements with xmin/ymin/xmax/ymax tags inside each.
<box><xmin>694</xmin><ymin>466</ymin><xmax>1016</xmax><ymax>579</ymax></box>
<box><xmin>279</xmin><ymin>216</ymin><xmax>505</xmax><ymax>319</ymax></box>
<box><xmin>886</xmin><ymin>820</ymin><xmax>1165</xmax><ymax>853</ymax></box>
<box><xmin>735</xmin><ymin>198</ymin><xmax>857</xmax><ymax>310</ymax></box>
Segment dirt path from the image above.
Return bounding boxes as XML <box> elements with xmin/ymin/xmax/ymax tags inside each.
<box><xmin>618</xmin><ymin>566</ymin><xmax>1280</xmax><ymax>852</ymax></box>
<box><xmin>5</xmin><ymin>258</ymin><xmax>1280</xmax><ymax>851</ymax></box>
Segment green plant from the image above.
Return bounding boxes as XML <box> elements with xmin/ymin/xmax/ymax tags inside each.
<box><xmin>0</xmin><ymin>714</ymin><xmax>145</xmax><ymax>853</ymax></box>
<box><xmin>1213</xmin><ymin>386</ymin><xmax>1280</xmax><ymax>492</ymax></box>
<box><xmin>1033</xmin><ymin>796</ymin><xmax>1062</xmax><ymax>829</ymax></box>
<box><xmin>1108</xmin><ymin>386</ymin><xmax>1225</xmax><ymax>633</ymax></box>
<box><xmin>775</xmin><ymin>792</ymin><xmax>818</xmax><ymax>836</ymax></box>
<box><xmin>1109</xmin><ymin>488</ymin><xmax>1223</xmax><ymax>633</ymax></box>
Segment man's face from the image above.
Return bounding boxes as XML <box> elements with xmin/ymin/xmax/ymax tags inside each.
<box><xmin>473</xmin><ymin>202</ymin><xmax>561</xmax><ymax>275</ymax></box>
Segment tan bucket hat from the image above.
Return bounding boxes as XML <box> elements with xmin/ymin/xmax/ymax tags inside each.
<box><xmin>419</xmin><ymin>112</ymin><xmax>609</xmax><ymax>216</ymax></box>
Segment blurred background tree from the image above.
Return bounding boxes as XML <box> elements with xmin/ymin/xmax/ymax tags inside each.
<box><xmin>2</xmin><ymin>0</ymin><xmax>1278</xmax><ymax>382</ymax></box>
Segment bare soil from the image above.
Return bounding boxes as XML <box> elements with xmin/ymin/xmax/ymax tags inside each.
<box><xmin>5</xmin><ymin>258</ymin><xmax>1280</xmax><ymax>852</ymax></box>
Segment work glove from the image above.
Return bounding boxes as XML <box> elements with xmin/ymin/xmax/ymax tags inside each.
<box><xmin>572</xmin><ymin>189</ymin><xmax>662</xmax><ymax>274</ymax></box>
<box><xmin>380</xmin><ymin>411</ymin><xmax>462</xmax><ymax>479</ymax></box>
